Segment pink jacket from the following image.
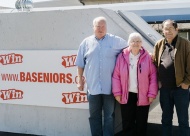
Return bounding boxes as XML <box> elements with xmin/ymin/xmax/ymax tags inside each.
<box><xmin>112</xmin><ymin>47</ymin><xmax>158</xmax><ymax>106</ymax></box>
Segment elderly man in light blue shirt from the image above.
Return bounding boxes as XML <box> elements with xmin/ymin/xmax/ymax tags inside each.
<box><xmin>75</xmin><ymin>16</ymin><xmax>127</xmax><ymax>136</ymax></box>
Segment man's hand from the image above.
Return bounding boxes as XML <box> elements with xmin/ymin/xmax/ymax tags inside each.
<box><xmin>77</xmin><ymin>77</ymin><xmax>85</xmax><ymax>91</ymax></box>
<box><xmin>180</xmin><ymin>83</ymin><xmax>189</xmax><ymax>90</ymax></box>
<box><xmin>77</xmin><ymin>67</ymin><xmax>85</xmax><ymax>91</ymax></box>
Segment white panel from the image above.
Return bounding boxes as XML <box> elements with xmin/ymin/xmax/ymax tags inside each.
<box><xmin>0</xmin><ymin>50</ymin><xmax>89</xmax><ymax>109</ymax></box>
<box><xmin>118</xmin><ymin>11</ymin><xmax>163</xmax><ymax>52</ymax></box>
<box><xmin>0</xmin><ymin>7</ymin><xmax>160</xmax><ymax>135</ymax></box>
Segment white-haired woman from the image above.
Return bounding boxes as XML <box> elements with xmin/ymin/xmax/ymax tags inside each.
<box><xmin>112</xmin><ymin>32</ymin><xmax>158</xmax><ymax>136</ymax></box>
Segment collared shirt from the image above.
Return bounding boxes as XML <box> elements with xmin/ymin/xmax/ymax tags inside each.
<box><xmin>159</xmin><ymin>35</ymin><xmax>178</xmax><ymax>88</ymax></box>
<box><xmin>165</xmin><ymin>35</ymin><xmax>178</xmax><ymax>48</ymax></box>
<box><xmin>75</xmin><ymin>33</ymin><xmax>127</xmax><ymax>95</ymax></box>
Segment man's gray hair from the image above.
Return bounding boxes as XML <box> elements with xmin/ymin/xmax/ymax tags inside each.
<box><xmin>128</xmin><ymin>32</ymin><xmax>143</xmax><ymax>45</ymax></box>
<box><xmin>162</xmin><ymin>19</ymin><xmax>178</xmax><ymax>29</ymax></box>
<box><xmin>93</xmin><ymin>16</ymin><xmax>107</xmax><ymax>26</ymax></box>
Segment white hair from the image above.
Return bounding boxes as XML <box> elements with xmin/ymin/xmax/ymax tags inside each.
<box><xmin>128</xmin><ymin>32</ymin><xmax>143</xmax><ymax>45</ymax></box>
<box><xmin>93</xmin><ymin>16</ymin><xmax>107</xmax><ymax>26</ymax></box>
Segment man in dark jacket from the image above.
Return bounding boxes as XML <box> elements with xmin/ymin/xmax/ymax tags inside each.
<box><xmin>153</xmin><ymin>19</ymin><xmax>190</xmax><ymax>136</ymax></box>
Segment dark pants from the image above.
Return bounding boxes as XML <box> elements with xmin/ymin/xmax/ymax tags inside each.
<box><xmin>87</xmin><ymin>93</ymin><xmax>115</xmax><ymax>136</ymax></box>
<box><xmin>120</xmin><ymin>92</ymin><xmax>150</xmax><ymax>136</ymax></box>
<box><xmin>160</xmin><ymin>87</ymin><xmax>189</xmax><ymax>136</ymax></box>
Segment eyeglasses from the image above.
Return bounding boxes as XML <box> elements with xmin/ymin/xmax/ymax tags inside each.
<box><xmin>131</xmin><ymin>40</ymin><xmax>142</xmax><ymax>44</ymax></box>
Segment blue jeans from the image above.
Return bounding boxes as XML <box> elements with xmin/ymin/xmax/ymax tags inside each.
<box><xmin>160</xmin><ymin>87</ymin><xmax>189</xmax><ymax>136</ymax></box>
<box><xmin>87</xmin><ymin>93</ymin><xmax>115</xmax><ymax>136</ymax></box>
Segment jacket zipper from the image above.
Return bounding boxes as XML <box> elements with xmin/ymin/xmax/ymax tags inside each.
<box><xmin>137</xmin><ymin>54</ymin><xmax>143</xmax><ymax>106</ymax></box>
<box><xmin>122</xmin><ymin>52</ymin><xmax>129</xmax><ymax>103</ymax></box>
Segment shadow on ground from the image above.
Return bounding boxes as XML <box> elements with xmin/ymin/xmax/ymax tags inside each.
<box><xmin>0</xmin><ymin>132</ymin><xmax>38</xmax><ymax>136</ymax></box>
<box><xmin>0</xmin><ymin>123</ymin><xmax>190</xmax><ymax>136</ymax></box>
<box><xmin>115</xmin><ymin>123</ymin><xmax>190</xmax><ymax>136</ymax></box>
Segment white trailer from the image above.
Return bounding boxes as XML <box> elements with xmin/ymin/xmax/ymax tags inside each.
<box><xmin>0</xmin><ymin>6</ymin><xmax>162</xmax><ymax>136</ymax></box>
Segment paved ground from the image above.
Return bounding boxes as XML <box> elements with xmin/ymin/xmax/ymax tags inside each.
<box><xmin>147</xmin><ymin>104</ymin><xmax>190</xmax><ymax>136</ymax></box>
<box><xmin>0</xmin><ymin>124</ymin><xmax>185</xmax><ymax>136</ymax></box>
<box><xmin>0</xmin><ymin>104</ymin><xmax>189</xmax><ymax>136</ymax></box>
<box><xmin>115</xmin><ymin>104</ymin><xmax>190</xmax><ymax>136</ymax></box>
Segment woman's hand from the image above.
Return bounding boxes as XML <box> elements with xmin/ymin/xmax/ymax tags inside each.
<box><xmin>149</xmin><ymin>97</ymin><xmax>154</xmax><ymax>104</ymax></box>
<box><xmin>115</xmin><ymin>96</ymin><xmax>121</xmax><ymax>103</ymax></box>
